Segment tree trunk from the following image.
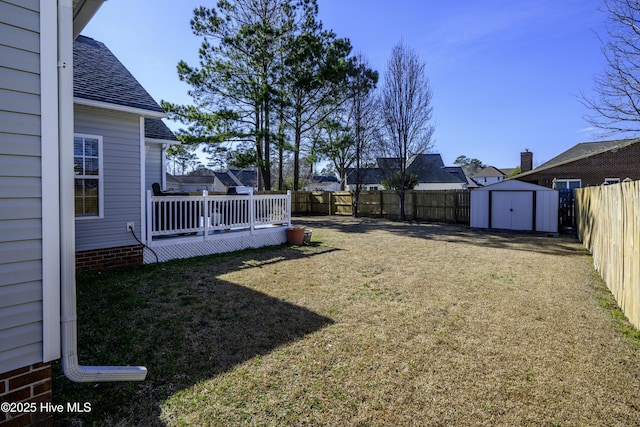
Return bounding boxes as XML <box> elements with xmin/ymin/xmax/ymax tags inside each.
<box><xmin>255</xmin><ymin>107</ymin><xmax>265</xmax><ymax>190</ymax></box>
<box><xmin>263</xmin><ymin>94</ymin><xmax>271</xmax><ymax>191</ymax></box>
<box><xmin>293</xmin><ymin>113</ymin><xmax>301</xmax><ymax>191</ymax></box>
<box><xmin>399</xmin><ymin>190</ymin><xmax>406</xmax><ymax>221</ymax></box>
<box><xmin>278</xmin><ymin>145</ymin><xmax>284</xmax><ymax>190</ymax></box>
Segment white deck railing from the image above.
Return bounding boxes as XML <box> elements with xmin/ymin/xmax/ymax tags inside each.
<box><xmin>146</xmin><ymin>190</ymin><xmax>291</xmax><ymax>245</ymax></box>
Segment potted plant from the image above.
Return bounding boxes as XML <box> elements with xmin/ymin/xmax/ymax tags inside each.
<box><xmin>286</xmin><ymin>226</ymin><xmax>305</xmax><ymax>245</ymax></box>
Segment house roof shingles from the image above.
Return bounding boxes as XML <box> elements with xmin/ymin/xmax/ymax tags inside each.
<box><xmin>407</xmin><ymin>154</ymin><xmax>464</xmax><ymax>184</ymax></box>
<box><xmin>346</xmin><ymin>154</ymin><xmax>468</xmax><ymax>185</ymax></box>
<box><xmin>145</xmin><ymin>118</ymin><xmax>178</xmax><ymax>142</ymax></box>
<box><xmin>73</xmin><ymin>35</ymin><xmax>164</xmax><ymax>114</ymax></box>
<box><xmin>473</xmin><ymin>166</ymin><xmax>505</xmax><ymax>178</ymax></box>
<box><xmin>517</xmin><ymin>138</ymin><xmax>640</xmax><ymax>178</ymax></box>
<box><xmin>229</xmin><ymin>169</ymin><xmax>258</xmax><ymax>187</ymax></box>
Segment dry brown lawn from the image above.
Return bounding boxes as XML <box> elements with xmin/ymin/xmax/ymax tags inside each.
<box><xmin>57</xmin><ymin>216</ymin><xmax>640</xmax><ymax>426</ymax></box>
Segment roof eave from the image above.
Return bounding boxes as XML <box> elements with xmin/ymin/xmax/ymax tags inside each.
<box><xmin>73</xmin><ymin>0</ymin><xmax>105</xmax><ymax>39</ymax></box>
<box><xmin>74</xmin><ymin>97</ymin><xmax>167</xmax><ymax>119</ymax></box>
<box><xmin>146</xmin><ymin>137</ymin><xmax>181</xmax><ymax>145</ymax></box>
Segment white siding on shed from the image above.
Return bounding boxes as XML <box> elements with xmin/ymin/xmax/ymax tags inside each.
<box><xmin>0</xmin><ymin>0</ymin><xmax>45</xmax><ymax>373</ymax></box>
<box><xmin>74</xmin><ymin>106</ymin><xmax>143</xmax><ymax>251</ymax></box>
<box><xmin>470</xmin><ymin>180</ymin><xmax>559</xmax><ymax>233</ymax></box>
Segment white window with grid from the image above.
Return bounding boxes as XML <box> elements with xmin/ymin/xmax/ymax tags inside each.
<box><xmin>74</xmin><ymin>134</ymin><xmax>104</xmax><ymax>218</ymax></box>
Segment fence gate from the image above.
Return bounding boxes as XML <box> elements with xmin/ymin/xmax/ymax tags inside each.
<box><xmin>558</xmin><ymin>188</ymin><xmax>575</xmax><ymax>230</ymax></box>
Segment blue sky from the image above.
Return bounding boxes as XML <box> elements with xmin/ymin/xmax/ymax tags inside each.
<box><xmin>83</xmin><ymin>0</ymin><xmax>607</xmax><ymax>169</ymax></box>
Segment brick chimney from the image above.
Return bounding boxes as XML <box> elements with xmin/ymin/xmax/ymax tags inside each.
<box><xmin>521</xmin><ymin>149</ymin><xmax>533</xmax><ymax>173</ymax></box>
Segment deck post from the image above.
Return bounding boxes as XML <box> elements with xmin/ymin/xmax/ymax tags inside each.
<box><xmin>146</xmin><ymin>190</ymin><xmax>152</xmax><ymax>246</ymax></box>
<box><xmin>287</xmin><ymin>190</ymin><xmax>292</xmax><ymax>227</ymax></box>
<box><xmin>203</xmin><ymin>190</ymin><xmax>209</xmax><ymax>241</ymax></box>
<box><xmin>249</xmin><ymin>189</ymin><xmax>255</xmax><ymax>235</ymax></box>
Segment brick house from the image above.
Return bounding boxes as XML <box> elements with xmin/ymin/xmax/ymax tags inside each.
<box><xmin>514</xmin><ymin>139</ymin><xmax>640</xmax><ymax>189</ymax></box>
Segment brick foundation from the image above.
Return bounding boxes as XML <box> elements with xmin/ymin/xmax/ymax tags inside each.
<box><xmin>76</xmin><ymin>244</ymin><xmax>143</xmax><ymax>271</ymax></box>
<box><xmin>0</xmin><ymin>363</ymin><xmax>53</xmax><ymax>427</ymax></box>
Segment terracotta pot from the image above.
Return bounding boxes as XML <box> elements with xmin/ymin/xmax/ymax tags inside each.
<box><xmin>286</xmin><ymin>227</ymin><xmax>305</xmax><ymax>245</ymax></box>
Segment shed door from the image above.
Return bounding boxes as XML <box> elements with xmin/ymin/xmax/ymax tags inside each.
<box><xmin>491</xmin><ymin>191</ymin><xmax>533</xmax><ymax>230</ymax></box>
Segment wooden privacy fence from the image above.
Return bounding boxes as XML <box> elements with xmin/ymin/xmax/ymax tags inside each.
<box><xmin>575</xmin><ymin>181</ymin><xmax>640</xmax><ymax>329</ymax></box>
<box><xmin>291</xmin><ymin>190</ymin><xmax>470</xmax><ymax>223</ymax></box>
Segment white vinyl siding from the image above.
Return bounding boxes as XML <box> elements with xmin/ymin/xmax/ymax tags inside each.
<box><xmin>0</xmin><ymin>0</ymin><xmax>44</xmax><ymax>373</ymax></box>
<box><xmin>74</xmin><ymin>106</ymin><xmax>142</xmax><ymax>251</ymax></box>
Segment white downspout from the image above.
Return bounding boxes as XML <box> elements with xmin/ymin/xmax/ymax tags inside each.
<box><xmin>58</xmin><ymin>0</ymin><xmax>147</xmax><ymax>382</ymax></box>
<box><xmin>161</xmin><ymin>144</ymin><xmax>167</xmax><ymax>189</ymax></box>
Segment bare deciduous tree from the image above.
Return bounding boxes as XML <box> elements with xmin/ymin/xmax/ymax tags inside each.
<box><xmin>582</xmin><ymin>0</ymin><xmax>640</xmax><ymax>135</ymax></box>
<box><xmin>380</xmin><ymin>41</ymin><xmax>435</xmax><ymax>220</ymax></box>
<box><xmin>350</xmin><ymin>53</ymin><xmax>379</xmax><ymax>217</ymax></box>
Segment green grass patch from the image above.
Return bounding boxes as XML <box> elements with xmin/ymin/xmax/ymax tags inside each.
<box><xmin>591</xmin><ymin>274</ymin><xmax>640</xmax><ymax>344</ymax></box>
<box><xmin>53</xmin><ymin>243</ymin><xmax>331</xmax><ymax>426</ymax></box>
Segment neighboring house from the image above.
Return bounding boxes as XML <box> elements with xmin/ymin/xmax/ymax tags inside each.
<box><xmin>514</xmin><ymin>139</ymin><xmax>640</xmax><ymax>188</ymax></box>
<box><xmin>472</xmin><ymin>166</ymin><xmax>507</xmax><ymax>186</ymax></box>
<box><xmin>166</xmin><ymin>169</ymin><xmax>259</xmax><ymax>193</ymax></box>
<box><xmin>230</xmin><ymin>168</ymin><xmax>258</xmax><ymax>189</ymax></box>
<box><xmin>73</xmin><ymin>34</ymin><xmax>177</xmax><ymax>270</ymax></box>
<box><xmin>346</xmin><ymin>154</ymin><xmax>475</xmax><ymax>191</ymax></box>
<box><xmin>305</xmin><ymin>175</ymin><xmax>340</xmax><ymax>191</ymax></box>
<box><xmin>0</xmin><ymin>1</ymin><xmax>153</xmax><ymax>423</ymax></box>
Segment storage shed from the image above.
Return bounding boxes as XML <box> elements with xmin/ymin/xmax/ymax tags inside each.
<box><xmin>470</xmin><ymin>180</ymin><xmax>559</xmax><ymax>232</ymax></box>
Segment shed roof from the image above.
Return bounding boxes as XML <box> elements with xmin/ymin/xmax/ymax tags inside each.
<box><xmin>474</xmin><ymin>179</ymin><xmax>557</xmax><ymax>192</ymax></box>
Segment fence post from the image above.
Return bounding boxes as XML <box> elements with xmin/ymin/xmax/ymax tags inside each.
<box><xmin>412</xmin><ymin>191</ymin><xmax>417</xmax><ymax>220</ymax></box>
<box><xmin>454</xmin><ymin>190</ymin><xmax>459</xmax><ymax>223</ymax></box>
<box><xmin>328</xmin><ymin>192</ymin><xmax>333</xmax><ymax>216</ymax></box>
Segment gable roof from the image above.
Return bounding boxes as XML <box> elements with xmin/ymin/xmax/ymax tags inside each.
<box><xmin>311</xmin><ymin>175</ymin><xmax>339</xmax><ymax>183</ymax></box>
<box><xmin>346</xmin><ymin>168</ymin><xmax>386</xmax><ymax>185</ymax></box>
<box><xmin>73</xmin><ymin>35</ymin><xmax>165</xmax><ymax>115</ymax></box>
<box><xmin>214</xmin><ymin>172</ymin><xmax>238</xmax><ymax>187</ymax></box>
<box><xmin>407</xmin><ymin>154</ymin><xmax>464</xmax><ymax>184</ymax></box>
<box><xmin>229</xmin><ymin>169</ymin><xmax>258</xmax><ymax>187</ymax></box>
<box><xmin>517</xmin><ymin>138</ymin><xmax>640</xmax><ymax>178</ymax></box>
<box><xmin>172</xmin><ymin>176</ymin><xmax>215</xmax><ymax>185</ymax></box>
<box><xmin>443</xmin><ymin>166</ymin><xmax>479</xmax><ymax>188</ymax></box>
<box><xmin>473</xmin><ymin>166</ymin><xmax>505</xmax><ymax>178</ymax></box>
<box><xmin>346</xmin><ymin>154</ymin><xmax>468</xmax><ymax>185</ymax></box>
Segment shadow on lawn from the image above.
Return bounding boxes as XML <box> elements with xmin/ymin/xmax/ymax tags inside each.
<box><xmin>295</xmin><ymin>216</ymin><xmax>587</xmax><ymax>258</ymax></box>
<box><xmin>53</xmin><ymin>244</ymin><xmax>337</xmax><ymax>426</ymax></box>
